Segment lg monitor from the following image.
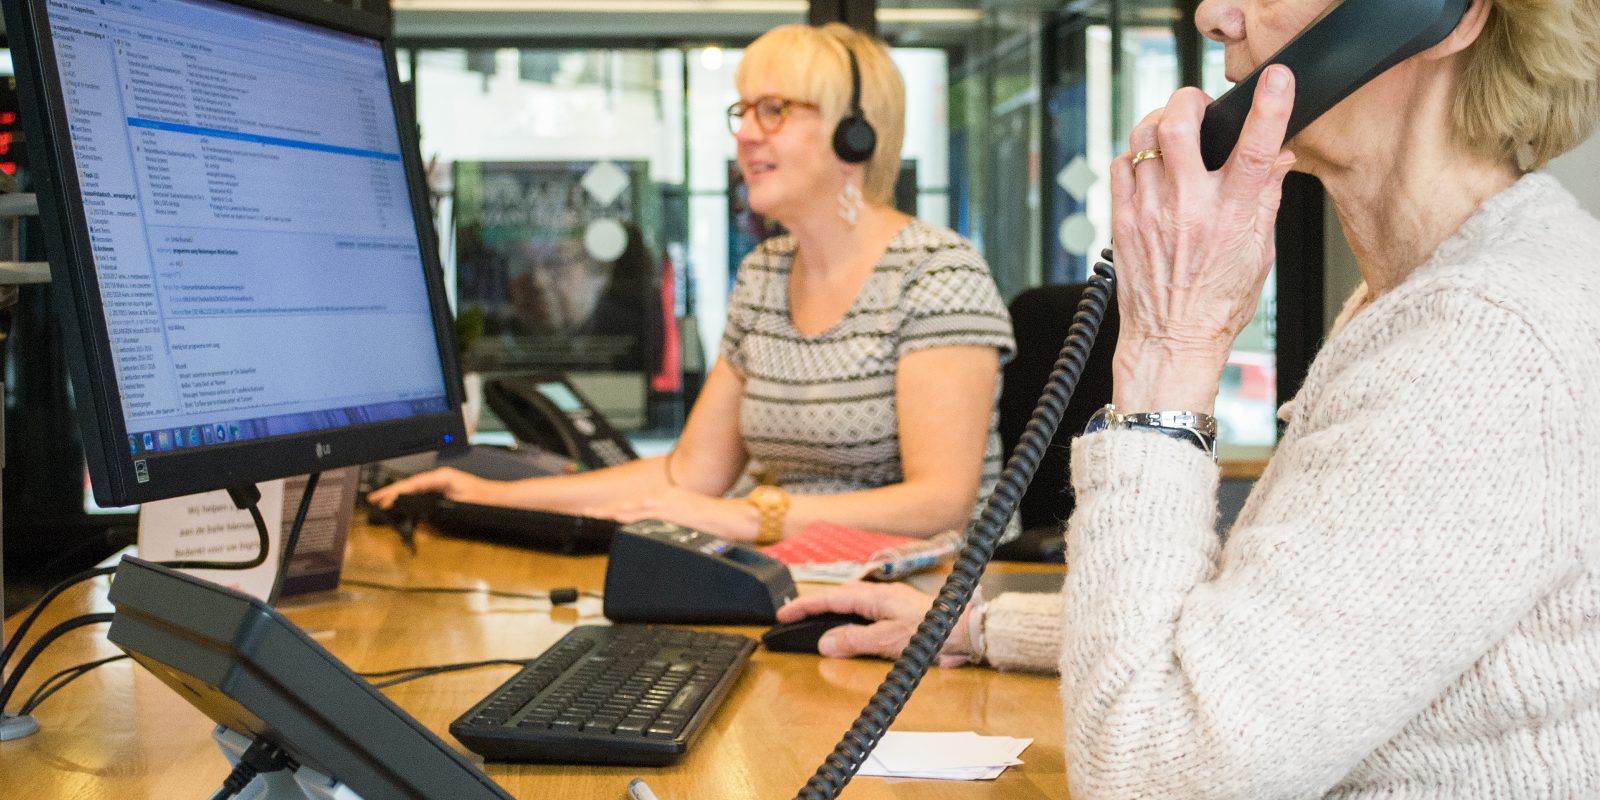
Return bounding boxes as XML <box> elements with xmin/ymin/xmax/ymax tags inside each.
<box><xmin>1</xmin><ymin>0</ymin><xmax>498</xmax><ymax>791</ymax></box>
<box><xmin>5</xmin><ymin>0</ymin><xmax>466</xmax><ymax>508</ymax></box>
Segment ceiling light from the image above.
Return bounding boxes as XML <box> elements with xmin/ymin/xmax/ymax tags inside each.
<box><xmin>877</xmin><ymin>8</ymin><xmax>983</xmax><ymax>24</ymax></box>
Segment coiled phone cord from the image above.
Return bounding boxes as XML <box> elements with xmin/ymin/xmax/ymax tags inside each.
<box><xmin>797</xmin><ymin>254</ymin><xmax>1117</xmax><ymax>800</ymax></box>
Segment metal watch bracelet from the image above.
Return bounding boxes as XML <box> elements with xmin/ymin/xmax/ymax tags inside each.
<box><xmin>1086</xmin><ymin>404</ymin><xmax>1219</xmax><ymax>461</ymax></box>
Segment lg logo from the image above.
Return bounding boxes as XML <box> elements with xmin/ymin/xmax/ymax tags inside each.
<box><xmin>315</xmin><ymin>442</ymin><xmax>332</xmax><ymax>459</ymax></box>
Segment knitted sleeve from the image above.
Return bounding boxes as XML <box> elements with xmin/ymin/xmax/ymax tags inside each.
<box><xmin>1057</xmin><ymin>289</ymin><xmax>1586</xmax><ymax>799</ymax></box>
<box><xmin>982</xmin><ymin>591</ymin><xmax>1063</xmax><ymax>673</ymax></box>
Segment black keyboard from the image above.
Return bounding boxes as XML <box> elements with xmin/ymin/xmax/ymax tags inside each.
<box><xmin>388</xmin><ymin>493</ymin><xmax>618</xmax><ymax>555</ymax></box>
<box><xmin>450</xmin><ymin>625</ymin><xmax>755</xmax><ymax>765</ymax></box>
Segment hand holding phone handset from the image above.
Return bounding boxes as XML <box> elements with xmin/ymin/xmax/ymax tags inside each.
<box><xmin>794</xmin><ymin>2</ymin><xmax>1473</xmax><ymax>798</ymax></box>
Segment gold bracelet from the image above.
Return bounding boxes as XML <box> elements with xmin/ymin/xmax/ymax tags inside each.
<box><xmin>747</xmin><ymin>484</ymin><xmax>789</xmax><ymax>545</ymax></box>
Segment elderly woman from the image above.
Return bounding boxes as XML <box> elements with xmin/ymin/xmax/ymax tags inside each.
<box><xmin>780</xmin><ymin>0</ymin><xmax>1600</xmax><ymax>795</ymax></box>
<box><xmin>373</xmin><ymin>24</ymin><xmax>1016</xmax><ymax>545</ymax></box>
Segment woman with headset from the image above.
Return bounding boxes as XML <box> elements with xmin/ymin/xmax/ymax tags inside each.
<box><xmin>373</xmin><ymin>24</ymin><xmax>1016</xmax><ymax>547</ymax></box>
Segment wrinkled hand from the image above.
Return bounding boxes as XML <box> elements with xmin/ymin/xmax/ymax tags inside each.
<box><xmin>366</xmin><ymin>466</ymin><xmax>504</xmax><ymax>510</ymax></box>
<box><xmin>586</xmin><ymin>486</ymin><xmax>755</xmax><ymax>541</ymax></box>
<box><xmin>1110</xmin><ymin>65</ymin><xmax>1298</xmax><ymax>410</ymax></box>
<box><xmin>776</xmin><ymin>582</ymin><xmax>973</xmax><ymax>666</ymax></box>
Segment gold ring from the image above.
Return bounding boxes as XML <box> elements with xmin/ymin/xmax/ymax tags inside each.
<box><xmin>1131</xmin><ymin>147</ymin><xmax>1164</xmax><ymax>168</ymax></box>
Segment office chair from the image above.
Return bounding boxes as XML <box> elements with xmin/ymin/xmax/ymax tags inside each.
<box><xmin>991</xmin><ymin>283</ymin><xmax>1119</xmax><ymax>563</ymax></box>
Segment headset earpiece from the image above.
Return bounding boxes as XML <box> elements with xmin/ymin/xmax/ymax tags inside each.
<box><xmin>833</xmin><ymin>46</ymin><xmax>877</xmax><ymax>164</ymax></box>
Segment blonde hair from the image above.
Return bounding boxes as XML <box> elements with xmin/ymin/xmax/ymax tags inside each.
<box><xmin>1456</xmin><ymin>0</ymin><xmax>1600</xmax><ymax>168</ymax></box>
<box><xmin>737</xmin><ymin>23</ymin><xmax>906</xmax><ymax>205</ymax></box>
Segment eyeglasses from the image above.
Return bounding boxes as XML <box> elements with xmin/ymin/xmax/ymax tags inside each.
<box><xmin>726</xmin><ymin>96</ymin><xmax>818</xmax><ymax>136</ymax></box>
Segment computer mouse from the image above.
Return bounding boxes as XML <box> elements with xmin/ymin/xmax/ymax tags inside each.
<box><xmin>761</xmin><ymin>612</ymin><xmax>874</xmax><ymax>654</ymax></box>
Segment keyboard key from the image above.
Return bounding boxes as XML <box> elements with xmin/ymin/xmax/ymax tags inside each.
<box><xmin>666</xmin><ymin>683</ymin><xmax>708</xmax><ymax>714</ymax></box>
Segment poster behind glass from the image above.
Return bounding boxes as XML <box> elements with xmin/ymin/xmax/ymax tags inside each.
<box><xmin>453</xmin><ymin>160</ymin><xmax>659</xmax><ymax>375</ymax></box>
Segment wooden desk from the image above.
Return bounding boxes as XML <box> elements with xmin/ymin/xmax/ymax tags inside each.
<box><xmin>3</xmin><ymin>520</ymin><xmax>1067</xmax><ymax>799</ymax></box>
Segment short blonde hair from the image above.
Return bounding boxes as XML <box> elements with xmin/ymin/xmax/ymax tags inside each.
<box><xmin>1457</xmin><ymin>0</ymin><xmax>1600</xmax><ymax>168</ymax></box>
<box><xmin>737</xmin><ymin>23</ymin><xmax>905</xmax><ymax>205</ymax></box>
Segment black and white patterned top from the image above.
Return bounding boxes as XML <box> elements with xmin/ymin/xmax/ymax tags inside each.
<box><xmin>720</xmin><ymin>218</ymin><xmax>1016</xmax><ymax>529</ymax></box>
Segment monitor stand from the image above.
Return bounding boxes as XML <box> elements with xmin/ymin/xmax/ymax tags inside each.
<box><xmin>213</xmin><ymin>726</ymin><xmax>368</xmax><ymax>800</ymax></box>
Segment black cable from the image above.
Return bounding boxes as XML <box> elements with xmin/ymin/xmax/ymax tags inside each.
<box><xmin>207</xmin><ymin>736</ymin><xmax>291</xmax><ymax>800</ymax></box>
<box><xmin>157</xmin><ymin>485</ymin><xmax>269</xmax><ymax>571</ymax></box>
<box><xmin>341</xmin><ymin>577</ymin><xmax>596</xmax><ymax>604</ymax></box>
<box><xmin>0</xmin><ymin>489</ymin><xmax>265</xmax><ymax>678</ymax></box>
<box><xmin>796</xmin><ymin>256</ymin><xmax>1116</xmax><ymax>800</ymax></box>
<box><xmin>19</xmin><ymin>655</ymin><xmax>130</xmax><ymax>715</ymax></box>
<box><xmin>2</xmin><ymin>485</ymin><xmax>273</xmax><ymax>677</ymax></box>
<box><xmin>208</xmin><ymin>765</ymin><xmax>255</xmax><ymax>800</ymax></box>
<box><xmin>267</xmin><ymin>472</ymin><xmax>320</xmax><ymax>606</ymax></box>
<box><xmin>0</xmin><ymin>566</ymin><xmax>116</xmax><ymax>674</ymax></box>
<box><xmin>0</xmin><ymin>613</ymin><xmax>115</xmax><ymax>713</ymax></box>
<box><xmin>360</xmin><ymin>658</ymin><xmax>530</xmax><ymax>689</ymax></box>
<box><xmin>0</xmin><ymin>484</ymin><xmax>281</xmax><ymax>716</ymax></box>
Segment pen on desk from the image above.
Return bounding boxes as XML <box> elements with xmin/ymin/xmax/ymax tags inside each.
<box><xmin>871</xmin><ymin>551</ymin><xmax>944</xmax><ymax>579</ymax></box>
<box><xmin>869</xmin><ymin>531</ymin><xmax>961</xmax><ymax>580</ymax></box>
<box><xmin>627</xmin><ymin>777</ymin><xmax>661</xmax><ymax>800</ymax></box>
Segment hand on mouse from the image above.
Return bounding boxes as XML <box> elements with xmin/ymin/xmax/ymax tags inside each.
<box><xmin>366</xmin><ymin>467</ymin><xmax>506</xmax><ymax>510</ymax></box>
<box><xmin>776</xmin><ymin>582</ymin><xmax>975</xmax><ymax>666</ymax></box>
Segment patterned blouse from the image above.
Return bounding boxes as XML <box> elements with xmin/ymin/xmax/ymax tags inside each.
<box><xmin>719</xmin><ymin>219</ymin><xmax>1016</xmax><ymax>531</ymax></box>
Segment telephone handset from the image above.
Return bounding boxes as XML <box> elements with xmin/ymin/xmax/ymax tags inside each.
<box><xmin>1201</xmin><ymin>0</ymin><xmax>1470</xmax><ymax>169</ymax></box>
<box><xmin>482</xmin><ymin>373</ymin><xmax>639</xmax><ymax>471</ymax></box>
<box><xmin>797</xmin><ymin>2</ymin><xmax>1476</xmax><ymax>798</ymax></box>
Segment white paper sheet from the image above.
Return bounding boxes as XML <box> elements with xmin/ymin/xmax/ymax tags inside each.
<box><xmin>856</xmin><ymin>731</ymin><xmax>1033</xmax><ymax>781</ymax></box>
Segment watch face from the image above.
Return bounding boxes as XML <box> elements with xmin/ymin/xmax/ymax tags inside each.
<box><xmin>1084</xmin><ymin>404</ymin><xmax>1119</xmax><ymax>435</ymax></box>
<box><xmin>750</xmin><ymin>485</ymin><xmax>787</xmax><ymax>510</ymax></box>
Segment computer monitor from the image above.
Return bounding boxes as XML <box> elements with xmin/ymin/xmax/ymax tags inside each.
<box><xmin>4</xmin><ymin>0</ymin><xmax>466</xmax><ymax>508</ymax></box>
<box><xmin>2</xmin><ymin>0</ymin><xmax>508</xmax><ymax>790</ymax></box>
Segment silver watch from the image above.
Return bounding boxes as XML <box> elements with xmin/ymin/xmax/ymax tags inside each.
<box><xmin>1085</xmin><ymin>404</ymin><xmax>1218</xmax><ymax>461</ymax></box>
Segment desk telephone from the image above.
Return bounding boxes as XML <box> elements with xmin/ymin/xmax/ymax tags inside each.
<box><xmin>482</xmin><ymin>373</ymin><xmax>638</xmax><ymax>471</ymax></box>
<box><xmin>798</xmin><ymin>1</ymin><xmax>1474</xmax><ymax>798</ymax></box>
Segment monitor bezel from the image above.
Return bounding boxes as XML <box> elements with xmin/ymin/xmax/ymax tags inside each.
<box><xmin>4</xmin><ymin>0</ymin><xmax>467</xmax><ymax>506</ymax></box>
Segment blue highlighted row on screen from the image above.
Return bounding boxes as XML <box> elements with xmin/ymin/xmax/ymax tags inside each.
<box><xmin>127</xmin><ymin>118</ymin><xmax>401</xmax><ymax>161</ymax></box>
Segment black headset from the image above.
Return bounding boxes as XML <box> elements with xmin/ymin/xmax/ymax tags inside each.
<box><xmin>832</xmin><ymin>45</ymin><xmax>877</xmax><ymax>164</ymax></box>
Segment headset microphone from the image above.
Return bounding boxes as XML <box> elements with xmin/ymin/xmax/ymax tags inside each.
<box><xmin>832</xmin><ymin>46</ymin><xmax>877</xmax><ymax>164</ymax></box>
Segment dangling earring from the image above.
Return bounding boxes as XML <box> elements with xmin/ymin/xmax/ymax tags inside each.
<box><xmin>837</xmin><ymin>181</ymin><xmax>863</xmax><ymax>227</ymax></box>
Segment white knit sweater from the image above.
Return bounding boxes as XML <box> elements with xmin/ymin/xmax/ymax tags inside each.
<box><xmin>983</xmin><ymin>173</ymin><xmax>1600</xmax><ymax>798</ymax></box>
